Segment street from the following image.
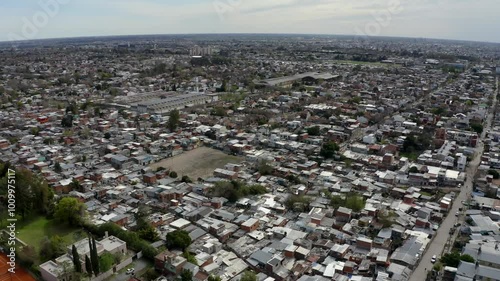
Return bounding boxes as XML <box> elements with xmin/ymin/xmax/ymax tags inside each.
<box><xmin>409</xmin><ymin>77</ymin><xmax>498</xmax><ymax>281</ymax></box>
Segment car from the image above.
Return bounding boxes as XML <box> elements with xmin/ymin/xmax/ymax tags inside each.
<box><xmin>126</xmin><ymin>268</ymin><xmax>135</xmax><ymax>275</ymax></box>
<box><xmin>431</xmin><ymin>255</ymin><xmax>437</xmax><ymax>263</ymax></box>
<box><xmin>455</xmin><ymin>211</ymin><xmax>460</xmax><ymax>217</ymax></box>
<box><xmin>454</xmin><ymin>223</ymin><xmax>461</xmax><ymax>227</ymax></box>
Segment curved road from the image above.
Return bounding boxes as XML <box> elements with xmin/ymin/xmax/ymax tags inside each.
<box><xmin>409</xmin><ymin>77</ymin><xmax>498</xmax><ymax>281</ymax></box>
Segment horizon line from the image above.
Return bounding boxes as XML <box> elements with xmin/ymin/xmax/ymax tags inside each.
<box><xmin>2</xmin><ymin>32</ymin><xmax>500</xmax><ymax>45</ymax></box>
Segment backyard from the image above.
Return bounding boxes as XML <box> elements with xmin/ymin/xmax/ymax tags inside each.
<box><xmin>150</xmin><ymin>147</ymin><xmax>243</xmax><ymax>179</ymax></box>
<box><xmin>17</xmin><ymin>216</ymin><xmax>84</xmax><ymax>252</ymax></box>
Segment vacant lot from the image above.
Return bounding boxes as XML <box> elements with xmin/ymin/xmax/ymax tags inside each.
<box><xmin>17</xmin><ymin>216</ymin><xmax>84</xmax><ymax>252</ymax></box>
<box><xmin>150</xmin><ymin>147</ymin><xmax>243</xmax><ymax>179</ymax></box>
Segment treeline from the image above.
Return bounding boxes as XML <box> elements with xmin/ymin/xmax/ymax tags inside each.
<box><xmin>84</xmin><ymin>222</ymin><xmax>159</xmax><ymax>260</ymax></box>
<box><xmin>0</xmin><ymin>163</ymin><xmax>55</xmax><ymax>220</ymax></box>
<box><xmin>209</xmin><ymin>180</ymin><xmax>267</xmax><ymax>203</ymax></box>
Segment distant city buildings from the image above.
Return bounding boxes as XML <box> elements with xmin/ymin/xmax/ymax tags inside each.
<box><xmin>190</xmin><ymin>45</ymin><xmax>213</xmax><ymax>56</ymax></box>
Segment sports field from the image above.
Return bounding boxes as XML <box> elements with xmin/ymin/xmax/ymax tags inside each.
<box><xmin>0</xmin><ymin>254</ymin><xmax>35</xmax><ymax>281</ymax></box>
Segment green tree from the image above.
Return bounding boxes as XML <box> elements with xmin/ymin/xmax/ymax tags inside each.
<box><xmin>183</xmin><ymin>251</ymin><xmax>198</xmax><ymax>265</ymax></box>
<box><xmin>99</xmin><ymin>252</ymin><xmax>114</xmax><ymax>272</ymax></box>
<box><xmin>30</xmin><ymin>127</ymin><xmax>40</xmax><ymax>136</ymax></box>
<box><xmin>320</xmin><ymin>141</ymin><xmax>340</xmax><ymax>159</ymax></box>
<box><xmin>181</xmin><ymin>269</ymin><xmax>193</xmax><ymax>281</ymax></box>
<box><xmin>257</xmin><ymin>161</ymin><xmax>273</xmax><ymax>175</ymax></box>
<box><xmin>488</xmin><ymin>169</ymin><xmax>499</xmax><ymax>179</ymax></box>
<box><xmin>91</xmin><ymin>237</ymin><xmax>100</xmax><ymax>275</ymax></box>
<box><xmin>409</xmin><ymin>166</ymin><xmax>419</xmax><ymax>173</ymax></box>
<box><xmin>72</xmin><ymin>245</ymin><xmax>82</xmax><ymax>273</ymax></box>
<box><xmin>181</xmin><ymin>175</ymin><xmax>192</xmax><ymax>183</ymax></box>
<box><xmin>85</xmin><ymin>255</ymin><xmax>92</xmax><ymax>277</ymax></box>
<box><xmin>470</xmin><ymin>123</ymin><xmax>483</xmax><ymax>134</ymax></box>
<box><xmin>345</xmin><ymin>194</ymin><xmax>365</xmax><ymax>212</ymax></box>
<box><xmin>208</xmin><ymin>276</ymin><xmax>222</xmax><ymax>281</ymax></box>
<box><xmin>40</xmin><ymin>236</ymin><xmax>66</xmax><ymax>261</ymax></box>
<box><xmin>307</xmin><ymin>126</ymin><xmax>321</xmax><ymax>136</ymax></box>
<box><xmin>169</xmin><ymin>171</ymin><xmax>178</xmax><ymax>178</ymax></box>
<box><xmin>166</xmin><ymin>230</ymin><xmax>192</xmax><ymax>250</ymax></box>
<box><xmin>460</xmin><ymin>254</ymin><xmax>475</xmax><ymax>263</ymax></box>
<box><xmin>138</xmin><ymin>225</ymin><xmax>160</xmax><ymax>242</ymax></box>
<box><xmin>240</xmin><ymin>271</ymin><xmax>257</xmax><ymax>281</ymax></box>
<box><xmin>440</xmin><ymin>252</ymin><xmax>461</xmax><ymax>267</ymax></box>
<box><xmin>54</xmin><ymin>162</ymin><xmax>62</xmax><ymax>173</ymax></box>
<box><xmin>168</xmin><ymin>109</ymin><xmax>180</xmax><ymax>131</ymax></box>
<box><xmin>54</xmin><ymin>197</ymin><xmax>86</xmax><ymax>226</ymax></box>
<box><xmin>0</xmin><ymin>168</ymin><xmax>54</xmax><ymax>219</ymax></box>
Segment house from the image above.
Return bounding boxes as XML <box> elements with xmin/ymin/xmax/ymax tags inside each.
<box><xmin>241</xmin><ymin>218</ymin><xmax>260</xmax><ymax>232</ymax></box>
<box><xmin>39</xmin><ymin>235</ymin><xmax>128</xmax><ymax>281</ymax></box>
<box><xmin>155</xmin><ymin>250</ymin><xmax>187</xmax><ymax>275</ymax></box>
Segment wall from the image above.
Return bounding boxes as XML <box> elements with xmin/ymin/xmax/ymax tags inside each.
<box><xmin>90</xmin><ymin>256</ymin><xmax>133</xmax><ymax>281</ymax></box>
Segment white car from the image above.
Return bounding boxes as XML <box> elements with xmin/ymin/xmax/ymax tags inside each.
<box><xmin>126</xmin><ymin>268</ymin><xmax>135</xmax><ymax>275</ymax></box>
<box><xmin>431</xmin><ymin>255</ymin><xmax>437</xmax><ymax>263</ymax></box>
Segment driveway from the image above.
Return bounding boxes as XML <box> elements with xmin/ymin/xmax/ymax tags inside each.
<box><xmin>107</xmin><ymin>257</ymin><xmax>151</xmax><ymax>281</ymax></box>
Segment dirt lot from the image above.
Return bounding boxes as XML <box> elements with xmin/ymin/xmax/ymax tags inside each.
<box><xmin>150</xmin><ymin>147</ymin><xmax>243</xmax><ymax>180</ymax></box>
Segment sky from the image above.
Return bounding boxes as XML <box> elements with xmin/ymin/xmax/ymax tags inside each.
<box><xmin>1</xmin><ymin>0</ymin><xmax>499</xmax><ymax>43</ymax></box>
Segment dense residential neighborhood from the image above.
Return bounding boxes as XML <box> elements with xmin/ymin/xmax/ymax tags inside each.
<box><xmin>0</xmin><ymin>35</ymin><xmax>499</xmax><ymax>281</ymax></box>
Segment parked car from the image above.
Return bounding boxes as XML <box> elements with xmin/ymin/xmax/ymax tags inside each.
<box><xmin>126</xmin><ymin>268</ymin><xmax>135</xmax><ymax>275</ymax></box>
<box><xmin>431</xmin><ymin>255</ymin><xmax>437</xmax><ymax>263</ymax></box>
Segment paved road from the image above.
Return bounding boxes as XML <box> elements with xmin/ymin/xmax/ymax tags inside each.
<box><xmin>409</xmin><ymin>77</ymin><xmax>498</xmax><ymax>281</ymax></box>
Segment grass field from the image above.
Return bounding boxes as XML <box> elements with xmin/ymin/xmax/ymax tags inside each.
<box><xmin>17</xmin><ymin>217</ymin><xmax>84</xmax><ymax>252</ymax></box>
<box><xmin>150</xmin><ymin>147</ymin><xmax>243</xmax><ymax>179</ymax></box>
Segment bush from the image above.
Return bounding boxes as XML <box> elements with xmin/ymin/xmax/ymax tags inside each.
<box><xmin>488</xmin><ymin>169</ymin><xmax>499</xmax><ymax>179</ymax></box>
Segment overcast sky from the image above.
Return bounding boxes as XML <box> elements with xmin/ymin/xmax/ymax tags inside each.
<box><xmin>1</xmin><ymin>0</ymin><xmax>499</xmax><ymax>43</ymax></box>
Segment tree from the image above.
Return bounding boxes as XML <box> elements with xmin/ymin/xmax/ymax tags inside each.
<box><xmin>40</xmin><ymin>236</ymin><xmax>66</xmax><ymax>261</ymax></box>
<box><xmin>320</xmin><ymin>141</ymin><xmax>339</xmax><ymax>159</ymax></box>
<box><xmin>85</xmin><ymin>255</ymin><xmax>92</xmax><ymax>277</ymax></box>
<box><xmin>0</xmin><ymin>168</ymin><xmax>54</xmax><ymax>219</ymax></box>
<box><xmin>345</xmin><ymin>195</ymin><xmax>365</xmax><ymax>212</ymax></box>
<box><xmin>470</xmin><ymin>123</ymin><xmax>483</xmax><ymax>134</ymax></box>
<box><xmin>54</xmin><ymin>162</ymin><xmax>62</xmax><ymax>173</ymax></box>
<box><xmin>54</xmin><ymin>197</ymin><xmax>86</xmax><ymax>226</ymax></box>
<box><xmin>440</xmin><ymin>252</ymin><xmax>461</xmax><ymax>267</ymax></box>
<box><xmin>104</xmin><ymin>132</ymin><xmax>111</xmax><ymax>139</ymax></box>
<box><xmin>99</xmin><ymin>252</ymin><xmax>114</xmax><ymax>272</ymax></box>
<box><xmin>208</xmin><ymin>276</ymin><xmax>222</xmax><ymax>281</ymax></box>
<box><xmin>61</xmin><ymin>114</ymin><xmax>73</xmax><ymax>128</ymax></box>
<box><xmin>72</xmin><ymin>245</ymin><xmax>82</xmax><ymax>273</ymax></box>
<box><xmin>168</xmin><ymin>109</ymin><xmax>180</xmax><ymax>131</ymax></box>
<box><xmin>183</xmin><ymin>251</ymin><xmax>198</xmax><ymax>265</ymax></box>
<box><xmin>460</xmin><ymin>254</ymin><xmax>475</xmax><ymax>263</ymax></box>
<box><xmin>138</xmin><ymin>225</ymin><xmax>160</xmax><ymax>242</ymax></box>
<box><xmin>30</xmin><ymin>127</ymin><xmax>40</xmax><ymax>136</ymax></box>
<box><xmin>91</xmin><ymin>238</ymin><xmax>100</xmax><ymax>276</ymax></box>
<box><xmin>240</xmin><ymin>271</ymin><xmax>257</xmax><ymax>281</ymax></box>
<box><xmin>181</xmin><ymin>269</ymin><xmax>193</xmax><ymax>281</ymax></box>
<box><xmin>307</xmin><ymin>126</ymin><xmax>321</xmax><ymax>136</ymax></box>
<box><xmin>257</xmin><ymin>161</ymin><xmax>273</xmax><ymax>175</ymax></box>
<box><xmin>70</xmin><ymin>178</ymin><xmax>84</xmax><ymax>192</ymax></box>
<box><xmin>181</xmin><ymin>175</ymin><xmax>192</xmax><ymax>183</ymax></box>
<box><xmin>166</xmin><ymin>230</ymin><xmax>192</xmax><ymax>250</ymax></box>
<box><xmin>17</xmin><ymin>245</ymin><xmax>37</xmax><ymax>268</ymax></box>
<box><xmin>488</xmin><ymin>169</ymin><xmax>499</xmax><ymax>179</ymax></box>
<box><xmin>409</xmin><ymin>166</ymin><xmax>419</xmax><ymax>174</ymax></box>
<box><xmin>169</xmin><ymin>171</ymin><xmax>178</xmax><ymax>178</ymax></box>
